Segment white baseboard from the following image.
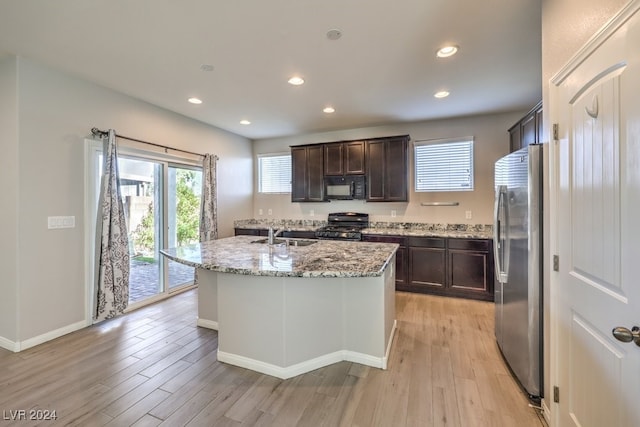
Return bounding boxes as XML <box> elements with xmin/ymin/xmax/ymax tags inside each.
<box><xmin>1</xmin><ymin>320</ymin><xmax>86</xmax><ymax>353</ymax></box>
<box><xmin>0</xmin><ymin>335</ymin><xmax>18</xmax><ymax>352</ymax></box>
<box><xmin>217</xmin><ymin>350</ymin><xmax>346</xmax><ymax>380</ymax></box>
<box><xmin>382</xmin><ymin>319</ymin><xmax>398</xmax><ymax>369</ymax></box>
<box><xmin>197</xmin><ymin>318</ymin><xmax>219</xmax><ymax>330</ymax></box>
<box><xmin>217</xmin><ymin>333</ymin><xmax>396</xmax><ymax>380</ymax></box>
<box><xmin>541</xmin><ymin>398</ymin><xmax>551</xmax><ymax>424</ymax></box>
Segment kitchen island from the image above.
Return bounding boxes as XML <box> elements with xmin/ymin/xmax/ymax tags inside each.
<box><xmin>161</xmin><ymin>235</ymin><xmax>398</xmax><ymax>379</ymax></box>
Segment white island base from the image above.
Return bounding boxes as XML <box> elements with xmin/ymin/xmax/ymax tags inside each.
<box><xmin>196</xmin><ymin>257</ymin><xmax>397</xmax><ymax>380</ymax></box>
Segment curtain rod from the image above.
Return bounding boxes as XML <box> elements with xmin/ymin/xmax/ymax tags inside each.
<box><xmin>91</xmin><ymin>127</ymin><xmax>204</xmax><ymax>158</ymax></box>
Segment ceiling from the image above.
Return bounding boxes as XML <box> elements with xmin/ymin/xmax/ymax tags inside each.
<box><xmin>0</xmin><ymin>0</ymin><xmax>541</xmax><ymax>140</ymax></box>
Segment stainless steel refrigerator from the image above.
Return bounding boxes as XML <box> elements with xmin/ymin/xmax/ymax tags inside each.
<box><xmin>493</xmin><ymin>144</ymin><xmax>543</xmax><ymax>400</ymax></box>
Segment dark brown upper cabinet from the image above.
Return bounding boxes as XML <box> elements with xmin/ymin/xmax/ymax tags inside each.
<box><xmin>366</xmin><ymin>135</ymin><xmax>409</xmax><ymax>202</ymax></box>
<box><xmin>509</xmin><ymin>101</ymin><xmax>543</xmax><ymax>152</ymax></box>
<box><xmin>291</xmin><ymin>145</ymin><xmax>325</xmax><ymax>202</ymax></box>
<box><xmin>323</xmin><ymin>141</ymin><xmax>365</xmax><ymax>176</ymax></box>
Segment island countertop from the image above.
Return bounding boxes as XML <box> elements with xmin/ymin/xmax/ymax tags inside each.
<box><xmin>161</xmin><ymin>235</ymin><xmax>398</xmax><ymax>278</ymax></box>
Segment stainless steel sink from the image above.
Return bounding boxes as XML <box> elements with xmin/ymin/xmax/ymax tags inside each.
<box><xmin>251</xmin><ymin>238</ymin><xmax>317</xmax><ymax>247</ymax></box>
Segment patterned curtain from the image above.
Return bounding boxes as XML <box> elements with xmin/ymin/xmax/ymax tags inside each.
<box><xmin>194</xmin><ymin>154</ymin><xmax>218</xmax><ymax>286</ymax></box>
<box><xmin>95</xmin><ymin>129</ymin><xmax>130</xmax><ymax>322</ymax></box>
<box><xmin>200</xmin><ymin>154</ymin><xmax>219</xmax><ymax>242</ymax></box>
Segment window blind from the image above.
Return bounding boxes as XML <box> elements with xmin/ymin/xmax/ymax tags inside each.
<box><xmin>414</xmin><ymin>139</ymin><xmax>474</xmax><ymax>192</ymax></box>
<box><xmin>258</xmin><ymin>154</ymin><xmax>292</xmax><ymax>193</ymax></box>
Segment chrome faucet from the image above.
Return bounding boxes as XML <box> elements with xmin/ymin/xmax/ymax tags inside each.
<box><xmin>267</xmin><ymin>227</ymin><xmax>287</xmax><ymax>245</ymax></box>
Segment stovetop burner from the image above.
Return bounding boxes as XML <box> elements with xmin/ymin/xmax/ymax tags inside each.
<box><xmin>315</xmin><ymin>212</ymin><xmax>369</xmax><ymax>241</ymax></box>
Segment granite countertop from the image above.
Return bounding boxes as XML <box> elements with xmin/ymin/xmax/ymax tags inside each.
<box><xmin>161</xmin><ymin>235</ymin><xmax>398</xmax><ymax>278</ymax></box>
<box><xmin>234</xmin><ymin>219</ymin><xmax>493</xmax><ymax>239</ymax></box>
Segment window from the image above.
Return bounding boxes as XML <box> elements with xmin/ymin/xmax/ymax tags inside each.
<box><xmin>258</xmin><ymin>153</ymin><xmax>291</xmax><ymax>193</ymax></box>
<box><xmin>414</xmin><ymin>138</ymin><xmax>474</xmax><ymax>192</ymax></box>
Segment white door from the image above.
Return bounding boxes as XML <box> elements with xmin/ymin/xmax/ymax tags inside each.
<box><xmin>553</xmin><ymin>3</ymin><xmax>640</xmax><ymax>426</ymax></box>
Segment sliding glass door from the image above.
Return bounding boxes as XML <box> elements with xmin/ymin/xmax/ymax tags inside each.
<box><xmin>118</xmin><ymin>157</ymin><xmax>164</xmax><ymax>304</ymax></box>
<box><xmin>88</xmin><ymin>142</ymin><xmax>202</xmax><ymax>310</ymax></box>
<box><xmin>167</xmin><ymin>165</ymin><xmax>202</xmax><ymax>289</ymax></box>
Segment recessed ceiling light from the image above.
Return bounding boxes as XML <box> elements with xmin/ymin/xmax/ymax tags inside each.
<box><xmin>288</xmin><ymin>76</ymin><xmax>305</xmax><ymax>86</ymax></box>
<box><xmin>436</xmin><ymin>45</ymin><xmax>459</xmax><ymax>58</ymax></box>
<box><xmin>188</xmin><ymin>97</ymin><xmax>203</xmax><ymax>104</ymax></box>
<box><xmin>434</xmin><ymin>91</ymin><xmax>450</xmax><ymax>98</ymax></box>
<box><xmin>326</xmin><ymin>29</ymin><xmax>342</xmax><ymax>40</ymax></box>
<box><xmin>323</xmin><ymin>107</ymin><xmax>335</xmax><ymax>114</ymax></box>
<box><xmin>240</xmin><ymin>119</ymin><xmax>251</xmax><ymax>125</ymax></box>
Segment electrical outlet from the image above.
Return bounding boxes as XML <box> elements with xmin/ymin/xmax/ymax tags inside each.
<box><xmin>465</xmin><ymin>210</ymin><xmax>472</xmax><ymax>220</ymax></box>
<box><xmin>268</xmin><ymin>209</ymin><xmax>273</xmax><ymax>215</ymax></box>
<box><xmin>258</xmin><ymin>209</ymin><xmax>263</xmax><ymax>215</ymax></box>
<box><xmin>391</xmin><ymin>210</ymin><xmax>396</xmax><ymax>217</ymax></box>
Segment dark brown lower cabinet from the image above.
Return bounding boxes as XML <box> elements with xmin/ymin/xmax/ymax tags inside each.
<box><xmin>397</xmin><ymin>236</ymin><xmax>494</xmax><ymax>301</ymax></box>
<box><xmin>362</xmin><ymin>234</ymin><xmax>407</xmax><ymax>287</ymax></box>
<box><xmin>234</xmin><ymin>228</ymin><xmax>316</xmax><ymax>239</ymax></box>
<box><xmin>448</xmin><ymin>238</ymin><xmax>493</xmax><ymax>300</ymax></box>
<box><xmin>234</xmin><ymin>228</ymin><xmax>268</xmax><ymax>236</ymax></box>
<box><xmin>406</xmin><ymin>237</ymin><xmax>446</xmax><ymax>292</ymax></box>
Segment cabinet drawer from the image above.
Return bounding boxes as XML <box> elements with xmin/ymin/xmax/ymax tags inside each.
<box><xmin>448</xmin><ymin>238</ymin><xmax>490</xmax><ymax>251</ymax></box>
<box><xmin>407</xmin><ymin>237</ymin><xmax>446</xmax><ymax>248</ymax></box>
<box><xmin>362</xmin><ymin>235</ymin><xmax>406</xmax><ymax>246</ymax></box>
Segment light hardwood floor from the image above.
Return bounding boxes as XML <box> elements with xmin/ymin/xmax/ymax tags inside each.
<box><xmin>0</xmin><ymin>290</ymin><xmax>546</xmax><ymax>426</ymax></box>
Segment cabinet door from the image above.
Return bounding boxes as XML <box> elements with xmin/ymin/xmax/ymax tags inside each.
<box><xmin>521</xmin><ymin>112</ymin><xmax>536</xmax><ymax>146</ymax></box>
<box><xmin>409</xmin><ymin>247</ymin><xmax>446</xmax><ymax>289</ymax></box>
<box><xmin>345</xmin><ymin>141</ymin><xmax>365</xmax><ymax>174</ymax></box>
<box><xmin>306</xmin><ymin>145</ymin><xmax>325</xmax><ymax>201</ymax></box>
<box><xmin>323</xmin><ymin>143</ymin><xmax>344</xmax><ymax>176</ymax></box>
<box><xmin>408</xmin><ymin>237</ymin><xmax>446</xmax><ymax>290</ymax></box>
<box><xmin>509</xmin><ymin>124</ymin><xmax>522</xmax><ymax>152</ymax></box>
<box><xmin>449</xmin><ymin>250</ymin><xmax>489</xmax><ymax>292</ymax></box>
<box><xmin>291</xmin><ymin>147</ymin><xmax>308</xmax><ymax>202</ymax></box>
<box><xmin>366</xmin><ymin>137</ymin><xmax>408</xmax><ymax>202</ymax></box>
<box><xmin>366</xmin><ymin>140</ymin><xmax>386</xmax><ymax>201</ymax></box>
<box><xmin>447</xmin><ymin>239</ymin><xmax>494</xmax><ymax>301</ymax></box>
<box><xmin>395</xmin><ymin>246</ymin><xmax>407</xmax><ymax>286</ymax></box>
<box><xmin>385</xmin><ymin>137</ymin><xmax>408</xmax><ymax>201</ymax></box>
<box><xmin>291</xmin><ymin>145</ymin><xmax>325</xmax><ymax>202</ymax></box>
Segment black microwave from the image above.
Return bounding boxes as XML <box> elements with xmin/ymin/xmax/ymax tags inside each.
<box><xmin>324</xmin><ymin>175</ymin><xmax>366</xmax><ymax>200</ymax></box>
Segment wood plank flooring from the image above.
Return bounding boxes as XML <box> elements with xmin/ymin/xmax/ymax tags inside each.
<box><xmin>0</xmin><ymin>290</ymin><xmax>546</xmax><ymax>426</ymax></box>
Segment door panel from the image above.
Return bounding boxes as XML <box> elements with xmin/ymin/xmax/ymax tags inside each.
<box><xmin>167</xmin><ymin>166</ymin><xmax>202</xmax><ymax>290</ymax></box>
<box><xmin>118</xmin><ymin>157</ymin><xmax>163</xmax><ymax>304</ymax></box>
<box><xmin>555</xmin><ymin>7</ymin><xmax>640</xmax><ymax>425</ymax></box>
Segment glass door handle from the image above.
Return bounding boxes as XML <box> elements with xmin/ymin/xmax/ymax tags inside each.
<box><xmin>612</xmin><ymin>326</ymin><xmax>640</xmax><ymax>347</ymax></box>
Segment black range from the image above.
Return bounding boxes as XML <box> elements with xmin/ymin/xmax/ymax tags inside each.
<box><xmin>315</xmin><ymin>212</ymin><xmax>369</xmax><ymax>241</ymax></box>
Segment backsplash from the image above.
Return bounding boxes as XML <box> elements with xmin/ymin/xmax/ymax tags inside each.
<box><xmin>234</xmin><ymin>218</ymin><xmax>492</xmax><ymax>233</ymax></box>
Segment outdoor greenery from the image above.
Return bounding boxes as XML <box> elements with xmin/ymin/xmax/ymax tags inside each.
<box><xmin>132</xmin><ymin>170</ymin><xmax>200</xmax><ymax>257</ymax></box>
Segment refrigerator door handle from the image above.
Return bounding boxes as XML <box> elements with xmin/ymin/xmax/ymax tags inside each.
<box><xmin>494</xmin><ymin>185</ymin><xmax>509</xmax><ymax>283</ymax></box>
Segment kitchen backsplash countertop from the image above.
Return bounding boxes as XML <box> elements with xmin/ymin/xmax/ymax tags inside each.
<box><xmin>234</xmin><ymin>219</ymin><xmax>493</xmax><ymax>239</ymax></box>
<box><xmin>161</xmin><ymin>235</ymin><xmax>398</xmax><ymax>278</ymax></box>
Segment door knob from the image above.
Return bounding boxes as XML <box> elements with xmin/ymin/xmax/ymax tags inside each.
<box><xmin>612</xmin><ymin>326</ymin><xmax>640</xmax><ymax>347</ymax></box>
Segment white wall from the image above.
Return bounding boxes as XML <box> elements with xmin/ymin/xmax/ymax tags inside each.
<box><xmin>3</xmin><ymin>56</ymin><xmax>252</xmax><ymax>348</ymax></box>
<box><xmin>0</xmin><ymin>56</ymin><xmax>19</xmax><ymax>344</ymax></box>
<box><xmin>253</xmin><ymin>111</ymin><xmax>527</xmax><ymax>225</ymax></box>
<box><xmin>541</xmin><ymin>0</ymin><xmax>627</xmax><ymax>415</ymax></box>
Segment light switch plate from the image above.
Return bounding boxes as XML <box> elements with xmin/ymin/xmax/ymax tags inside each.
<box><xmin>48</xmin><ymin>216</ymin><xmax>75</xmax><ymax>229</ymax></box>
